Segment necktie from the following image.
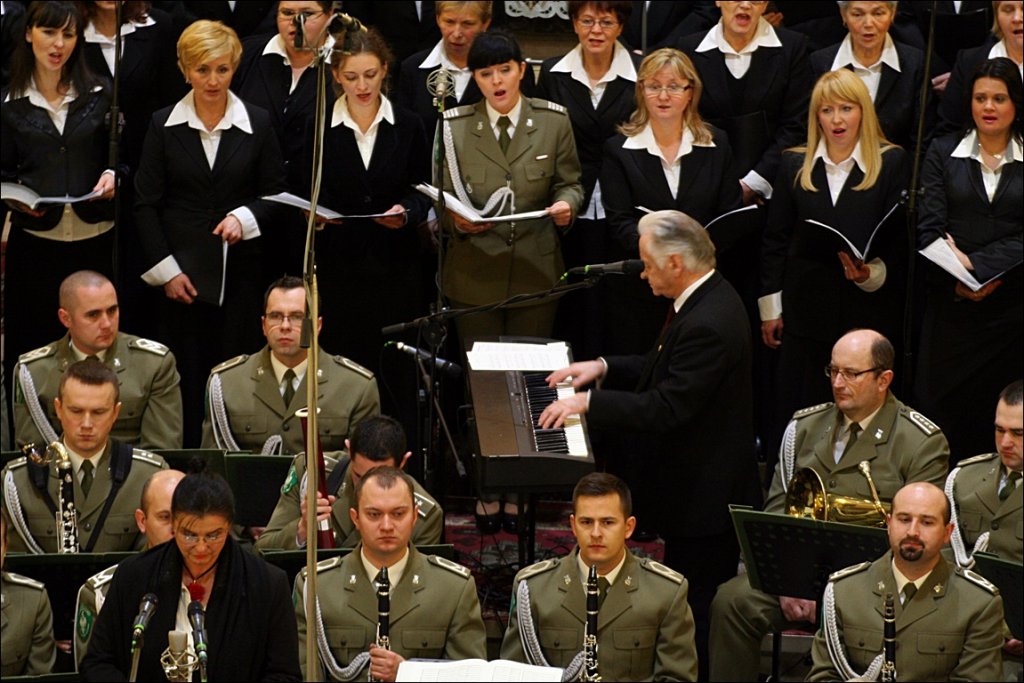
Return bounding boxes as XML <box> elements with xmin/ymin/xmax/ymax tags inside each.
<box><xmin>839</xmin><ymin>423</ymin><xmax>861</xmax><ymax>461</ymax></box>
<box><xmin>901</xmin><ymin>582</ymin><xmax>917</xmax><ymax>605</ymax></box>
<box><xmin>497</xmin><ymin>116</ymin><xmax>512</xmax><ymax>155</ymax></box>
<box><xmin>86</xmin><ymin>354</ymin><xmax>99</xmax><ymax>362</ymax></box>
<box><xmin>282</xmin><ymin>369</ymin><xmax>296</xmax><ymax>408</ymax></box>
<box><xmin>999</xmin><ymin>471</ymin><xmax>1021</xmax><ymax>501</ymax></box>
<box><xmin>597</xmin><ymin>577</ymin><xmax>610</xmax><ymax>609</ymax></box>
<box><xmin>81</xmin><ymin>460</ymin><xmax>94</xmax><ymax>497</ymax></box>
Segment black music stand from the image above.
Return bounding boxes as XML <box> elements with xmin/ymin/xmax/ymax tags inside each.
<box><xmin>152</xmin><ymin>449</ymin><xmax>227</xmax><ymax>478</ymax></box>
<box><xmin>973</xmin><ymin>552</ymin><xmax>1023</xmax><ymax>640</ymax></box>
<box><xmin>259</xmin><ymin>544</ymin><xmax>456</xmax><ymax>585</ymax></box>
<box><xmin>223</xmin><ymin>454</ymin><xmax>294</xmax><ymax>528</ymax></box>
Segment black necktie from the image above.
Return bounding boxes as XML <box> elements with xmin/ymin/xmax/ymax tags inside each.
<box><xmin>81</xmin><ymin>460</ymin><xmax>94</xmax><ymax>498</ymax></box>
<box><xmin>842</xmin><ymin>423</ymin><xmax>861</xmax><ymax>458</ymax></box>
<box><xmin>597</xmin><ymin>577</ymin><xmax>610</xmax><ymax>609</ymax></box>
<box><xmin>901</xmin><ymin>582</ymin><xmax>917</xmax><ymax>605</ymax></box>
<box><xmin>497</xmin><ymin>116</ymin><xmax>512</xmax><ymax>155</ymax></box>
<box><xmin>1000</xmin><ymin>471</ymin><xmax>1021</xmax><ymax>502</ymax></box>
<box><xmin>282</xmin><ymin>369</ymin><xmax>296</xmax><ymax>408</ymax></box>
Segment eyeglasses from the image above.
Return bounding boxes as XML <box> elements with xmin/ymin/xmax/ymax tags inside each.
<box><xmin>576</xmin><ymin>17</ymin><xmax>619</xmax><ymax>30</ymax></box>
<box><xmin>265</xmin><ymin>312</ymin><xmax>305</xmax><ymax>327</ymax></box>
<box><xmin>642</xmin><ymin>82</ymin><xmax>693</xmax><ymax>97</ymax></box>
<box><xmin>278</xmin><ymin>8</ymin><xmax>324</xmax><ymax>21</ymax></box>
<box><xmin>178</xmin><ymin>528</ymin><xmax>227</xmax><ymax>546</ymax></box>
<box><xmin>824</xmin><ymin>365</ymin><xmax>881</xmax><ymax>382</ymax></box>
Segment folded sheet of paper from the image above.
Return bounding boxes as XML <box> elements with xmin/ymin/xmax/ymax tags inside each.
<box><xmin>262</xmin><ymin>192</ymin><xmax>407</xmax><ymax>220</ymax></box>
<box><xmin>415</xmin><ymin>183</ymin><xmax>548</xmax><ymax>224</ymax></box>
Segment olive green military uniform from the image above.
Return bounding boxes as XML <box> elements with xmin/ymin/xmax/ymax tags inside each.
<box><xmin>1</xmin><ymin>441</ymin><xmax>167</xmax><ymax>553</ymax></box>
<box><xmin>255</xmin><ymin>452</ymin><xmax>443</xmax><ymax>551</ymax></box>
<box><xmin>501</xmin><ymin>549</ymin><xmax>698</xmax><ymax>681</ymax></box>
<box><xmin>808</xmin><ymin>552</ymin><xmax>1004</xmax><ymax>681</ymax></box>
<box><xmin>201</xmin><ymin>347</ymin><xmax>379</xmax><ymax>455</ymax></box>
<box><xmin>947</xmin><ymin>453</ymin><xmax>1023</xmax><ymax>564</ymax></box>
<box><xmin>294</xmin><ymin>544</ymin><xmax>486</xmax><ymax>679</ymax></box>
<box><xmin>709</xmin><ymin>393</ymin><xmax>950</xmax><ymax>681</ymax></box>
<box><xmin>440</xmin><ymin>97</ymin><xmax>583</xmax><ymax>341</ymax></box>
<box><xmin>1</xmin><ymin>570</ymin><xmax>56</xmax><ymax>676</ymax></box>
<box><xmin>13</xmin><ymin>332</ymin><xmax>183</xmax><ymax>450</ymax></box>
<box><xmin>73</xmin><ymin>563</ymin><xmax>117</xmax><ymax>668</ymax></box>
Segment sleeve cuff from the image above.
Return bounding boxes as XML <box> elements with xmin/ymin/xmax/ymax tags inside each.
<box><xmin>758</xmin><ymin>292</ymin><xmax>783</xmax><ymax>321</ymax></box>
<box><xmin>229</xmin><ymin>206</ymin><xmax>260</xmax><ymax>240</ymax></box>
<box><xmin>742</xmin><ymin>170</ymin><xmax>773</xmax><ymax>200</ymax></box>
<box><xmin>295</xmin><ymin>530</ymin><xmax>306</xmax><ymax>549</ymax></box>
<box><xmin>855</xmin><ymin>258</ymin><xmax>887</xmax><ymax>292</ymax></box>
<box><xmin>141</xmin><ymin>255</ymin><xmax>182</xmax><ymax>287</ymax></box>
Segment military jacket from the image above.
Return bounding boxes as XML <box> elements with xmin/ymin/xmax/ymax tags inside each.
<box><xmin>73</xmin><ymin>564</ymin><xmax>117</xmax><ymax>667</ymax></box>
<box><xmin>255</xmin><ymin>452</ymin><xmax>442</xmax><ymax>551</ymax></box>
<box><xmin>949</xmin><ymin>453</ymin><xmax>1023</xmax><ymax>562</ymax></box>
<box><xmin>1</xmin><ymin>441</ymin><xmax>167</xmax><ymax>553</ymax></box>
<box><xmin>13</xmin><ymin>332</ymin><xmax>183</xmax><ymax>450</ymax></box>
<box><xmin>808</xmin><ymin>552</ymin><xmax>1004</xmax><ymax>681</ymax></box>
<box><xmin>293</xmin><ymin>545</ymin><xmax>486</xmax><ymax>679</ymax></box>
<box><xmin>501</xmin><ymin>549</ymin><xmax>698</xmax><ymax>681</ymax></box>
<box><xmin>1</xmin><ymin>571</ymin><xmax>56</xmax><ymax>676</ymax></box>
<box><xmin>440</xmin><ymin>97</ymin><xmax>584</xmax><ymax>306</ymax></box>
<box><xmin>766</xmin><ymin>393</ymin><xmax>950</xmax><ymax>513</ymax></box>
<box><xmin>201</xmin><ymin>346</ymin><xmax>380</xmax><ymax>454</ymax></box>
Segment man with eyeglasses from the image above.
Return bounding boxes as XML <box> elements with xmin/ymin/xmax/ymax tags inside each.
<box><xmin>201</xmin><ymin>275</ymin><xmax>380</xmax><ymax>455</ymax></box>
<box><xmin>708</xmin><ymin>328</ymin><xmax>950</xmax><ymax>681</ymax></box>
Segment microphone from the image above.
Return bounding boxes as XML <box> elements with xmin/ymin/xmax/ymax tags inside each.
<box><xmin>328</xmin><ymin>12</ymin><xmax>367</xmax><ymax>34</ymax></box>
<box><xmin>160</xmin><ymin>630</ymin><xmax>197</xmax><ymax>683</ymax></box>
<box><xmin>187</xmin><ymin>600</ymin><xmax>209</xmax><ymax>677</ymax></box>
<box><xmin>131</xmin><ymin>592</ymin><xmax>159</xmax><ymax>651</ymax></box>
<box><xmin>427</xmin><ymin>67</ymin><xmax>454</xmax><ymax>110</ymax></box>
<box><xmin>566</xmin><ymin>260</ymin><xmax>644</xmax><ymax>277</ymax></box>
<box><xmin>388</xmin><ymin>342</ymin><xmax>463</xmax><ymax>378</ymax></box>
<box><xmin>292</xmin><ymin>12</ymin><xmax>305</xmax><ymax>50</ymax></box>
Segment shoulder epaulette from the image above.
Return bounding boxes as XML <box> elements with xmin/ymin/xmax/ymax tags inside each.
<box><xmin>3</xmin><ymin>571</ymin><xmax>45</xmax><ymax>590</ymax></box>
<box><xmin>132</xmin><ymin>449</ymin><xmax>165</xmax><ymax>468</ymax></box>
<box><xmin>794</xmin><ymin>402</ymin><xmax>832</xmax><ymax>419</ymax></box>
<box><xmin>86</xmin><ymin>564</ymin><xmax>119</xmax><ymax>590</ymax></box>
<box><xmin>955</xmin><ymin>453</ymin><xmax>998</xmax><ymax>467</ymax></box>
<box><xmin>17</xmin><ymin>345</ymin><xmax>55</xmax><ymax>364</ymax></box>
<box><xmin>903</xmin><ymin>409</ymin><xmax>941</xmax><ymax>436</ymax></box>
<box><xmin>532</xmin><ymin>98</ymin><xmax>567</xmax><ymax>114</ymax></box>
<box><xmin>829</xmin><ymin>561</ymin><xmax>871</xmax><ymax>582</ymax></box>
<box><xmin>211</xmin><ymin>354</ymin><xmax>248</xmax><ymax>374</ymax></box>
<box><xmin>129</xmin><ymin>337</ymin><xmax>170</xmax><ymax>357</ymax></box>
<box><xmin>443</xmin><ymin>105</ymin><xmax>475</xmax><ymax>120</ymax></box>
<box><xmin>428</xmin><ymin>554</ymin><xmax>471</xmax><ymax>579</ymax></box>
<box><xmin>413</xmin><ymin>492</ymin><xmax>436</xmax><ymax>519</ymax></box>
<box><xmin>300</xmin><ymin>555</ymin><xmax>343</xmax><ymax>578</ymax></box>
<box><xmin>336</xmin><ymin>356</ymin><xmax>374</xmax><ymax>380</ymax></box>
<box><xmin>957</xmin><ymin>567</ymin><xmax>999</xmax><ymax>595</ymax></box>
<box><xmin>3</xmin><ymin>456</ymin><xmax>28</xmax><ymax>471</ymax></box>
<box><xmin>640</xmin><ymin>559</ymin><xmax>684</xmax><ymax>585</ymax></box>
<box><xmin>516</xmin><ymin>558</ymin><xmax>559</xmax><ymax>582</ymax></box>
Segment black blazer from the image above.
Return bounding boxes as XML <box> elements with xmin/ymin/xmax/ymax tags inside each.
<box><xmin>133</xmin><ymin>99</ymin><xmax>286</xmax><ymax>304</ymax></box>
<box><xmin>80</xmin><ymin>538</ymin><xmax>301</xmax><ymax>681</ymax></box>
<box><xmin>234</xmin><ymin>33</ymin><xmax>335</xmax><ymax>190</ymax></box>
<box><xmin>620</xmin><ymin>1</ymin><xmax>718</xmax><ymax>54</ymax></box>
<box><xmin>761</xmin><ymin>148</ymin><xmax>909</xmax><ymax>344</ymax></box>
<box><xmin>936</xmin><ymin>40</ymin><xmax>1000</xmax><ymax>137</ymax></box>
<box><xmin>589</xmin><ymin>271</ymin><xmax>760</xmax><ymax>534</ymax></box>
<box><xmin>809</xmin><ymin>39</ymin><xmax>933</xmax><ymax>150</ymax></box>
<box><xmin>678</xmin><ymin>25</ymin><xmax>811</xmax><ymax>188</ymax></box>
<box><xmin>600</xmin><ymin>126</ymin><xmax>742</xmax><ymax>257</ymax></box>
<box><xmin>0</xmin><ymin>85</ymin><xmax>115</xmax><ymax>230</ymax></box>
<box><xmin>344</xmin><ymin>1</ymin><xmax>441</xmax><ymax>66</ymax></box>
<box><xmin>153</xmin><ymin>1</ymin><xmax>276</xmax><ymax>39</ymax></box>
<box><xmin>537</xmin><ymin>50</ymin><xmax>640</xmax><ymax>208</ymax></box>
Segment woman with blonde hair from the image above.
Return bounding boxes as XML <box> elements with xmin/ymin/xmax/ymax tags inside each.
<box><xmin>600</xmin><ymin>47</ymin><xmax>740</xmax><ymax>355</ymax></box>
<box><xmin>759</xmin><ymin>68</ymin><xmax>908</xmax><ymax>429</ymax></box>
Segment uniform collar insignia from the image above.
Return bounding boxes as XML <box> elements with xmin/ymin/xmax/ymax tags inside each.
<box><xmin>564</xmin><ymin>574</ymin><xmax>572</xmax><ymax>585</ymax></box>
<box><xmin>413</xmin><ymin>575</ymin><xmax>420</xmax><ymax>585</ymax></box>
<box><xmin>526</xmin><ymin>118</ymin><xmax>533</xmax><ymax>127</ymax></box>
<box><xmin>349</xmin><ymin>574</ymin><xmax>357</xmax><ymax>584</ymax></box>
<box><xmin>317</xmin><ymin>368</ymin><xmax>323</xmax><ymax>378</ymax></box>
<box><xmin>476</xmin><ymin>121</ymin><xmax>483</xmax><ymax>131</ymax></box>
<box><xmin>877</xmin><ymin>581</ymin><xmax>885</xmax><ymax>591</ymax></box>
<box><xmin>257</xmin><ymin>366</ymin><xmax>265</xmax><ymax>376</ymax></box>
<box><xmin>113</xmin><ymin>357</ymin><xmax>121</xmax><ymax>368</ymax></box>
<box><xmin>875</xmin><ymin>428</ymin><xmax>883</xmax><ymax>439</ymax></box>
<box><xmin>624</xmin><ymin>575</ymin><xmax>633</xmax><ymax>586</ymax></box>
<box><xmin>933</xmin><ymin>583</ymin><xmax>942</xmax><ymax>593</ymax></box>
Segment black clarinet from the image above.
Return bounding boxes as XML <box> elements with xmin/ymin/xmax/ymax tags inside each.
<box><xmin>881</xmin><ymin>592</ymin><xmax>896</xmax><ymax>682</ymax></box>
<box><xmin>370</xmin><ymin>565</ymin><xmax>391</xmax><ymax>682</ymax></box>
<box><xmin>582</xmin><ymin>565</ymin><xmax>601</xmax><ymax>681</ymax></box>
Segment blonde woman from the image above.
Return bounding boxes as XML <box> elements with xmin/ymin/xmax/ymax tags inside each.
<box><xmin>759</xmin><ymin>68</ymin><xmax>908</xmax><ymax>423</ymax></box>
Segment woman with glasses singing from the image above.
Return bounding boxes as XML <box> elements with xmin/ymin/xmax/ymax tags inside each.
<box><xmin>600</xmin><ymin>48</ymin><xmax>741</xmax><ymax>354</ymax></box>
<box><xmin>81</xmin><ymin>468</ymin><xmax>301</xmax><ymax>681</ymax></box>
<box><xmin>759</xmin><ymin>69</ymin><xmax>908</xmax><ymax>426</ymax></box>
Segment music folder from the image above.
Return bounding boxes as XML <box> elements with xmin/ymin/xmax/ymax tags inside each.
<box><xmin>919</xmin><ymin>238</ymin><xmax>1022</xmax><ymax>292</ymax></box>
<box><xmin>804</xmin><ymin>201</ymin><xmax>902</xmax><ymax>262</ymax></box>
<box><xmin>635</xmin><ymin>204</ymin><xmax>762</xmax><ymax>254</ymax></box>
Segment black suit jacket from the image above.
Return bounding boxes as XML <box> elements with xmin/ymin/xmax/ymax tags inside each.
<box><xmin>133</xmin><ymin>99</ymin><xmax>286</xmax><ymax>305</ymax></box>
<box><xmin>678</xmin><ymin>25</ymin><xmax>811</xmax><ymax>188</ymax></box>
<box><xmin>810</xmin><ymin>39</ymin><xmax>933</xmax><ymax>150</ymax></box>
<box><xmin>600</xmin><ymin>127</ymin><xmax>742</xmax><ymax>258</ymax></box>
<box><xmin>344</xmin><ymin>1</ymin><xmax>441</xmax><ymax>66</ymax></box>
<box><xmin>936</xmin><ymin>40</ymin><xmax>1000</xmax><ymax>137</ymax></box>
<box><xmin>589</xmin><ymin>271</ymin><xmax>760</xmax><ymax>535</ymax></box>
<box><xmin>621</xmin><ymin>1</ymin><xmax>718</xmax><ymax>54</ymax></box>
<box><xmin>154</xmin><ymin>0</ymin><xmax>276</xmax><ymax>39</ymax></box>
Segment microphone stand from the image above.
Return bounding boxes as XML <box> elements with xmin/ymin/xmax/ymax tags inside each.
<box><xmin>108</xmin><ymin>1</ymin><xmax>124</xmax><ymax>287</ymax></box>
<box><xmin>128</xmin><ymin>646</ymin><xmax>142</xmax><ymax>683</ymax></box>
<box><xmin>900</xmin><ymin>1</ymin><xmax>938</xmax><ymax>398</ymax></box>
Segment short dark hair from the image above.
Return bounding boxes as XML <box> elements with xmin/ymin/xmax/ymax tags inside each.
<box><xmin>172</xmin><ymin>470</ymin><xmax>235</xmax><ymax>524</ymax></box>
<box><xmin>468</xmin><ymin>29</ymin><xmax>522</xmax><ymax>71</ymax></box>
<box><xmin>1000</xmin><ymin>380</ymin><xmax>1023</xmax><ymax>407</ymax></box>
<box><xmin>59</xmin><ymin>359</ymin><xmax>120</xmax><ymax>404</ymax></box>
<box><xmin>963</xmin><ymin>57</ymin><xmax>1024</xmax><ymax>138</ymax></box>
<box><xmin>350</xmin><ymin>416</ymin><xmax>406</xmax><ymax>464</ymax></box>
<box><xmin>572</xmin><ymin>472</ymin><xmax>632</xmax><ymax>518</ymax></box>
<box><xmin>262</xmin><ymin>275</ymin><xmax>305</xmax><ymax>312</ymax></box>
<box><xmin>567</xmin><ymin>1</ymin><xmax>632</xmax><ymax>25</ymax></box>
<box><xmin>353</xmin><ymin>466</ymin><xmax>415</xmax><ymax>508</ymax></box>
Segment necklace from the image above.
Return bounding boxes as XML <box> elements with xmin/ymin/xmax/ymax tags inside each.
<box><xmin>184</xmin><ymin>561</ymin><xmax>218</xmax><ymax>603</ymax></box>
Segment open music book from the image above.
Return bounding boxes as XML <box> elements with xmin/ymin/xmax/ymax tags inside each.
<box><xmin>803</xmin><ymin>201</ymin><xmax>902</xmax><ymax>261</ymax></box>
<box><xmin>918</xmin><ymin>238</ymin><xmax>1022</xmax><ymax>292</ymax></box>
<box><xmin>1</xmin><ymin>182</ymin><xmax>102</xmax><ymax>209</ymax></box>
<box><xmin>396</xmin><ymin>659</ymin><xmax>562</xmax><ymax>682</ymax></box>
<box><xmin>262</xmin><ymin>192</ymin><xmax>407</xmax><ymax>221</ymax></box>
<box><xmin>415</xmin><ymin>183</ymin><xmax>549</xmax><ymax>224</ymax></box>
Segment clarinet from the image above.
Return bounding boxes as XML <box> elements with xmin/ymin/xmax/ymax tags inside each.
<box><xmin>25</xmin><ymin>442</ymin><xmax>80</xmax><ymax>553</ymax></box>
<box><xmin>370</xmin><ymin>565</ymin><xmax>391</xmax><ymax>682</ymax></box>
<box><xmin>881</xmin><ymin>592</ymin><xmax>896</xmax><ymax>682</ymax></box>
<box><xmin>581</xmin><ymin>565</ymin><xmax>601</xmax><ymax>682</ymax></box>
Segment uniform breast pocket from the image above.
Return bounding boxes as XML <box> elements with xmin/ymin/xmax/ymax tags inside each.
<box><xmin>326</xmin><ymin>626</ymin><xmax>368</xmax><ymax>663</ymax></box>
<box><xmin>539</xmin><ymin>627</ymin><xmax>581</xmax><ymax>667</ymax></box>
<box><xmin>318</xmin><ymin>417</ymin><xmax>350</xmax><ymax>451</ymax></box>
<box><xmin>525</xmin><ymin>157</ymin><xmax>555</xmax><ymax>185</ymax></box>
<box><xmin>843</xmin><ymin>625</ymin><xmax>882</xmax><ymax>669</ymax></box>
<box><xmin>958</xmin><ymin>511</ymin><xmax>983</xmax><ymax>533</ymax></box>
<box><xmin>400</xmin><ymin>628</ymin><xmax>446</xmax><ymax>657</ymax></box>
<box><xmin>613</xmin><ymin>627</ymin><xmax>657</xmax><ymax>675</ymax></box>
<box><xmin>916</xmin><ymin>631</ymin><xmax>964</xmax><ymax>678</ymax></box>
<box><xmin>26</xmin><ymin>514</ymin><xmax>57</xmax><ymax>539</ymax></box>
<box><xmin>230</xmin><ymin>413</ymin><xmax>268</xmax><ymax>440</ymax></box>
<box><xmin>461</xmin><ymin>165</ymin><xmax>488</xmax><ymax>195</ymax></box>
<box><xmin>116</xmin><ymin>398</ymin><xmax>144</xmax><ymax>432</ymax></box>
<box><xmin>1</xmin><ymin>641</ymin><xmax>28</xmax><ymax>673</ymax></box>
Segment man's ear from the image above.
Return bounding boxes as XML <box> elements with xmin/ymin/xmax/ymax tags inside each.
<box><xmin>398</xmin><ymin>452</ymin><xmax>412</xmax><ymax>470</ymax></box>
<box><xmin>135</xmin><ymin>509</ymin><xmax>146</xmax><ymax>534</ymax></box>
<box><xmin>58</xmin><ymin>308</ymin><xmax>73</xmax><ymax>329</ymax></box>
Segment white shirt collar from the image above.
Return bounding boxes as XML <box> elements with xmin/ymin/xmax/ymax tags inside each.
<box><xmin>486</xmin><ymin>96</ymin><xmax>523</xmax><ymax>129</ymax></box>
<box><xmin>418</xmin><ymin>39</ymin><xmax>470</xmax><ymax>73</ymax></box>
<box><xmin>550</xmin><ymin>41</ymin><xmax>637</xmax><ymax>84</ymax></box>
<box><xmin>812</xmin><ymin>139</ymin><xmax>867</xmax><ymax>173</ymax></box>
<box><xmin>831</xmin><ymin>33</ymin><xmax>901</xmax><ymax>73</ymax></box>
<box><xmin>69</xmin><ymin>340</ymin><xmax>108</xmax><ymax>363</ymax></box>
<box><xmin>696</xmin><ymin>18</ymin><xmax>782</xmax><ymax>54</ymax></box>
<box><xmin>262</xmin><ymin>32</ymin><xmax>335</xmax><ymax>65</ymax></box>
<box><xmin>269</xmin><ymin>352</ymin><xmax>308</xmax><ymax>386</ymax></box>
<box><xmin>673</xmin><ymin>268</ymin><xmax>715</xmax><ymax>312</ymax></box>
<box><xmin>576</xmin><ymin>547</ymin><xmax>628</xmax><ymax>587</ymax></box>
<box><xmin>22</xmin><ymin>76</ymin><xmax>78</xmax><ymax>111</ymax></box>
<box><xmin>951</xmin><ymin>129</ymin><xmax>1024</xmax><ymax>165</ymax></box>
<box><xmin>331</xmin><ymin>93</ymin><xmax>395</xmax><ymax>129</ymax></box>
<box><xmin>891</xmin><ymin>559</ymin><xmax>934</xmax><ymax>596</ymax></box>
<box><xmin>841</xmin><ymin>401</ymin><xmax>884</xmax><ymax>434</ymax></box>
<box><xmin>622</xmin><ymin>124</ymin><xmax>715</xmax><ymax>160</ymax></box>
<box><xmin>165</xmin><ymin>90</ymin><xmax>253</xmax><ymax>134</ymax></box>
<box><xmin>64</xmin><ymin>442</ymin><xmax>107</xmax><ymax>471</ymax></box>
<box><xmin>360</xmin><ymin>545</ymin><xmax>411</xmax><ymax>588</ymax></box>
<box><xmin>83</xmin><ymin>15</ymin><xmax>156</xmax><ymax>44</ymax></box>
<box><xmin>989</xmin><ymin>40</ymin><xmax>1024</xmax><ymax>77</ymax></box>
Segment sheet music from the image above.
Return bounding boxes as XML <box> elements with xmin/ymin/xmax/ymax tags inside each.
<box><xmin>919</xmin><ymin>238</ymin><xmax>983</xmax><ymax>291</ymax></box>
<box><xmin>396</xmin><ymin>659</ymin><xmax>563</xmax><ymax>682</ymax></box>
<box><xmin>415</xmin><ymin>183</ymin><xmax>549</xmax><ymax>224</ymax></box>
<box><xmin>467</xmin><ymin>342</ymin><xmax>571</xmax><ymax>371</ymax></box>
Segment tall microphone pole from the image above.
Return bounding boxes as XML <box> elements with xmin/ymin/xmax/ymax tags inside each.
<box><xmin>109</xmin><ymin>1</ymin><xmax>124</xmax><ymax>288</ymax></box>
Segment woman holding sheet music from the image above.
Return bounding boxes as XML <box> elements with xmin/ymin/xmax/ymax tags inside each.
<box><xmin>915</xmin><ymin>57</ymin><xmax>1023</xmax><ymax>461</ymax></box>
<box><xmin>759</xmin><ymin>68</ymin><xmax>908</xmax><ymax>424</ymax></box>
